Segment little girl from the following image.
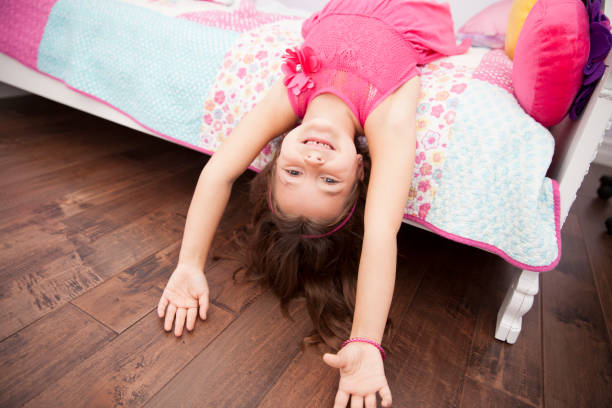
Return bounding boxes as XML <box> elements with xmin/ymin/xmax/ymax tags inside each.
<box><xmin>157</xmin><ymin>0</ymin><xmax>469</xmax><ymax>406</ymax></box>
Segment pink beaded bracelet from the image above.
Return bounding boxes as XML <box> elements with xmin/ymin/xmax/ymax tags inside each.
<box><xmin>340</xmin><ymin>337</ymin><xmax>386</xmax><ymax>361</ymax></box>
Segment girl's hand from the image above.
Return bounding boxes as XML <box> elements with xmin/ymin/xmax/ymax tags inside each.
<box><xmin>323</xmin><ymin>342</ymin><xmax>392</xmax><ymax>408</ymax></box>
<box><xmin>157</xmin><ymin>264</ymin><xmax>209</xmax><ymax>336</ymax></box>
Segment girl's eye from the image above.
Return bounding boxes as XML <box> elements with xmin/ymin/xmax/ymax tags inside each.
<box><xmin>323</xmin><ymin>177</ymin><xmax>338</xmax><ymax>184</ymax></box>
<box><xmin>286</xmin><ymin>169</ymin><xmax>301</xmax><ymax>176</ymax></box>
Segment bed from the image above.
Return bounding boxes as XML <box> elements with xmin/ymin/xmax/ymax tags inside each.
<box><xmin>1</xmin><ymin>0</ymin><xmax>611</xmax><ymax>344</ymax></box>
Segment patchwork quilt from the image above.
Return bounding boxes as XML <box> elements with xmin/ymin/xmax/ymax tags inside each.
<box><xmin>0</xmin><ymin>0</ymin><xmax>561</xmax><ymax>271</ymax></box>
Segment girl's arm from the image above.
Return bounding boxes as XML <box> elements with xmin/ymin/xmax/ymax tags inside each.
<box><xmin>323</xmin><ymin>77</ymin><xmax>420</xmax><ymax>408</ymax></box>
<box><xmin>178</xmin><ymin>80</ymin><xmax>297</xmax><ymax>270</ymax></box>
<box><xmin>352</xmin><ymin>76</ymin><xmax>420</xmax><ymax>343</ymax></box>
<box><xmin>158</xmin><ymin>80</ymin><xmax>296</xmax><ymax>337</ymax></box>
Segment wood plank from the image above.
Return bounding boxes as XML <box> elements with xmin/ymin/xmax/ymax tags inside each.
<box><xmin>464</xmin><ymin>256</ymin><xmax>542</xmax><ymax>407</ymax></box>
<box><xmin>24</xmin><ymin>307</ymin><xmax>233</xmax><ymax>408</ymax></box>
<box><xmin>0</xmin><ymin>151</ymin><xmax>161</xmax><ymax>213</ymax></box>
<box><xmin>0</xmin><ymin>120</ymin><xmax>112</xmax><ymax>159</ymax></box>
<box><xmin>0</xmin><ymin>96</ymin><xmax>96</xmax><ymax>156</ymax></box>
<box><xmin>573</xmin><ymin>163</ymin><xmax>612</xmax><ymax>343</ymax></box>
<box><xmin>0</xmin><ymin>176</ymin><xmax>196</xmax><ymax>339</ymax></box>
<box><xmin>0</xmin><ymin>117</ymin><xmax>203</xmax><ymax>218</ymax></box>
<box><xmin>0</xmin><ymin>103</ymin><xmax>204</xmax><ymax>217</ymax></box>
<box><xmin>64</xmin><ymin>181</ymin><xmax>195</xmax><ymax>280</ymax></box>
<box><xmin>383</xmin><ymin>237</ymin><xmax>485</xmax><ymax>408</ymax></box>
<box><xmin>541</xmin><ymin>213</ymin><xmax>612</xmax><ymax>408</ymax></box>
<box><xmin>0</xmin><ymin>219</ymin><xmax>105</xmax><ymax>339</ymax></box>
<box><xmin>205</xmin><ymin>258</ymin><xmax>266</xmax><ymax>315</ymax></box>
<box><xmin>0</xmin><ymin>109</ymin><xmax>158</xmax><ymax>193</ymax></box>
<box><xmin>0</xmin><ymin>147</ymin><xmax>201</xmax><ymax>232</ymax></box>
<box><xmin>460</xmin><ymin>377</ymin><xmax>536</xmax><ymax>408</ymax></box>
<box><xmin>197</xmin><ymin>172</ymin><xmax>268</xmax><ymax>314</ymax></box>
<box><xmin>70</xmin><ymin>171</ymin><xmax>255</xmax><ymax>333</ymax></box>
<box><xmin>1</xmin><ymin>148</ymin><xmax>200</xmax><ymax>238</ymax></box>
<box><xmin>56</xmin><ymin>149</ymin><xmax>202</xmax><ymax>219</ymax></box>
<box><xmin>61</xmin><ymin>166</ymin><xmax>199</xmax><ymax>244</ymax></box>
<box><xmin>0</xmin><ymin>146</ymin><xmax>203</xmax><ymax>339</ymax></box>
<box><xmin>0</xmin><ymin>303</ymin><xmax>116</xmax><ymax>407</ymax></box>
<box><xmin>257</xmin><ymin>344</ymin><xmax>338</xmax><ymax>408</ymax></box>
<box><xmin>71</xmin><ymin>242</ymin><xmax>180</xmax><ymax>333</ymax></box>
<box><xmin>0</xmin><ymin>125</ymin><xmax>149</xmax><ymax>187</ymax></box>
<box><xmin>386</xmin><ymin>225</ymin><xmax>432</xmax><ymax>345</ymax></box>
<box><xmin>144</xmin><ymin>291</ymin><xmax>312</xmax><ymax>408</ymax></box>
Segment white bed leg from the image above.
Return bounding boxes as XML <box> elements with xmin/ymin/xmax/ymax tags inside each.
<box><xmin>495</xmin><ymin>270</ymin><xmax>539</xmax><ymax>344</ymax></box>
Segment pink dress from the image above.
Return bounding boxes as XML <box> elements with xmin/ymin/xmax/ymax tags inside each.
<box><xmin>282</xmin><ymin>0</ymin><xmax>471</xmax><ymax>127</ymax></box>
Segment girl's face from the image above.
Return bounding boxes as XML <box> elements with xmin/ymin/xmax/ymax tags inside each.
<box><xmin>273</xmin><ymin>118</ymin><xmax>363</xmax><ymax>222</ymax></box>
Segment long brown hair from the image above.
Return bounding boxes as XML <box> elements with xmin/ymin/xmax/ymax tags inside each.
<box><xmin>225</xmin><ymin>139</ymin><xmax>392</xmax><ymax>350</ymax></box>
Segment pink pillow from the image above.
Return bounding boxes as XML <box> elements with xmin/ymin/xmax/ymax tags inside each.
<box><xmin>458</xmin><ymin>0</ymin><xmax>514</xmax><ymax>49</ymax></box>
<box><xmin>512</xmin><ymin>0</ymin><xmax>589</xmax><ymax>127</ymax></box>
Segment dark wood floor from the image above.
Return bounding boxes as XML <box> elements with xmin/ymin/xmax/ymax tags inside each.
<box><xmin>1</xmin><ymin>95</ymin><xmax>611</xmax><ymax>408</ymax></box>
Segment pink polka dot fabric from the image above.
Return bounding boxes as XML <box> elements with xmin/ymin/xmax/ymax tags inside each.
<box><xmin>180</xmin><ymin>0</ymin><xmax>299</xmax><ymax>33</ymax></box>
<box><xmin>0</xmin><ymin>0</ymin><xmax>59</xmax><ymax>69</ymax></box>
<box><xmin>473</xmin><ymin>49</ymin><xmax>514</xmax><ymax>94</ymax></box>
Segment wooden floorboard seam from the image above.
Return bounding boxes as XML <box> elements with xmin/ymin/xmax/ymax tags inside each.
<box><xmin>252</xmin><ymin>344</ymin><xmax>309</xmax><ymax>408</ymax></box>
<box><xmin>209</xmin><ymin>298</ymin><xmax>240</xmax><ymax>318</ymax></box>
<box><xmin>140</xmin><ymin>342</ymin><xmax>205</xmax><ymax>407</ymax></box>
<box><xmin>138</xmin><ymin>326</ymin><xmax>231</xmax><ymax>408</ymax></box>
<box><xmin>141</xmin><ymin>292</ymin><xmax>300</xmax><ymax>408</ymax></box>
<box><xmin>235</xmin><ymin>286</ymin><xmax>271</xmax><ymax>315</ymax></box>
<box><xmin>69</xmin><ymin>301</ymin><xmax>119</xmax><ymax>335</ymax></box>
<box><xmin>0</xmin><ymin>294</ymin><xmax>116</xmax><ymax>344</ymax></box>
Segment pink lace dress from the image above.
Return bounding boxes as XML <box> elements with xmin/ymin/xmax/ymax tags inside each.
<box><xmin>282</xmin><ymin>0</ymin><xmax>471</xmax><ymax>127</ymax></box>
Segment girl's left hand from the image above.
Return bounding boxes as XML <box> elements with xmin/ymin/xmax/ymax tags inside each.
<box><xmin>323</xmin><ymin>342</ymin><xmax>392</xmax><ymax>408</ymax></box>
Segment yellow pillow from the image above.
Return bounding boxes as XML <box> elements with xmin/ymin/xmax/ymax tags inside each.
<box><xmin>505</xmin><ymin>0</ymin><xmax>538</xmax><ymax>59</ymax></box>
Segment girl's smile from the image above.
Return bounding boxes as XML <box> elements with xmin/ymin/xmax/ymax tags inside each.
<box><xmin>303</xmin><ymin>138</ymin><xmax>334</xmax><ymax>150</ymax></box>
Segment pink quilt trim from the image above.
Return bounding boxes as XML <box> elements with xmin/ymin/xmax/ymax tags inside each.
<box><xmin>0</xmin><ymin>0</ymin><xmax>59</xmax><ymax>69</ymax></box>
<box><xmin>404</xmin><ymin>179</ymin><xmax>562</xmax><ymax>272</ymax></box>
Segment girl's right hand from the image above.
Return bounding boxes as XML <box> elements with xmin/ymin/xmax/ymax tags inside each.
<box><xmin>157</xmin><ymin>264</ymin><xmax>210</xmax><ymax>337</ymax></box>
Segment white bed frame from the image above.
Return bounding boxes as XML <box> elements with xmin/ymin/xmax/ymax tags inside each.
<box><xmin>1</xmin><ymin>1</ymin><xmax>611</xmax><ymax>344</ymax></box>
<box><xmin>493</xmin><ymin>48</ymin><xmax>612</xmax><ymax>343</ymax></box>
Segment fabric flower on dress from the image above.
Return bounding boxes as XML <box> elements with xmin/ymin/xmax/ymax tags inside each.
<box><xmin>281</xmin><ymin>46</ymin><xmax>321</xmax><ymax>96</ymax></box>
<box><xmin>569</xmin><ymin>0</ymin><xmax>612</xmax><ymax>120</ymax></box>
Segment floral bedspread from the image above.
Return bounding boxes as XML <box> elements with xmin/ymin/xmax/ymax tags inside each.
<box><xmin>0</xmin><ymin>0</ymin><xmax>560</xmax><ymax>271</ymax></box>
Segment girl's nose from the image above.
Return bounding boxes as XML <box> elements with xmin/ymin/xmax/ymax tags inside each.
<box><xmin>304</xmin><ymin>151</ymin><xmax>325</xmax><ymax>165</ymax></box>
